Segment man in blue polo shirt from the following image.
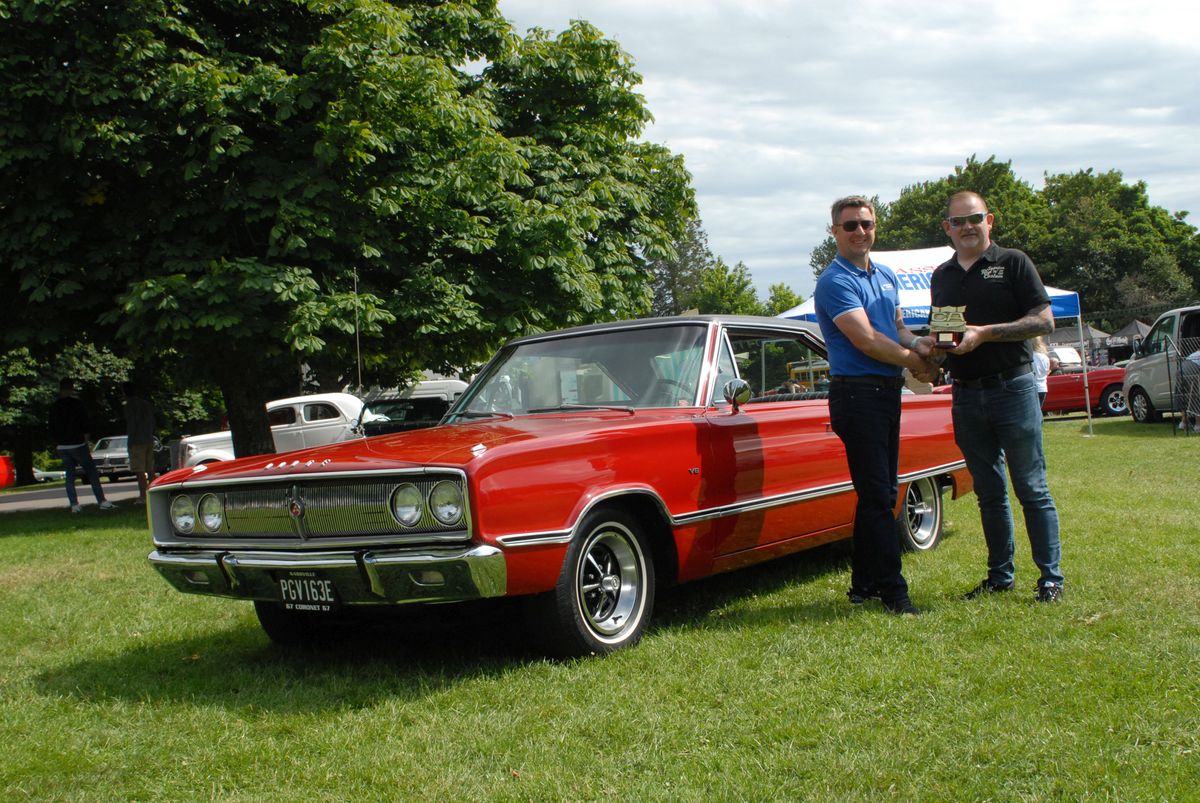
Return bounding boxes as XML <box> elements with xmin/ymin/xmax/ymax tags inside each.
<box><xmin>814</xmin><ymin>195</ymin><xmax>937</xmax><ymax>615</ymax></box>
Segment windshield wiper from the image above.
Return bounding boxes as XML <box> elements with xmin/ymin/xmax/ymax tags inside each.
<box><xmin>526</xmin><ymin>403</ymin><xmax>635</xmax><ymax>415</ymax></box>
<box><xmin>455</xmin><ymin>410</ymin><xmax>515</xmax><ymax>420</ymax></box>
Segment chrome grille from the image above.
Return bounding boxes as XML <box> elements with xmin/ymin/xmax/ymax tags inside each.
<box><xmin>179</xmin><ymin>476</ymin><xmax>468</xmax><ymax>542</ymax></box>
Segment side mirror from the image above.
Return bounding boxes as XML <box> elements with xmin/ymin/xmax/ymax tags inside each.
<box><xmin>722</xmin><ymin>379</ymin><xmax>752</xmax><ymax>413</ymax></box>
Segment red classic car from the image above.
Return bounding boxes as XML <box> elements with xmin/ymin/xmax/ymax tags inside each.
<box><xmin>147</xmin><ymin>316</ymin><xmax>973</xmax><ymax>657</ymax></box>
<box><xmin>1042</xmin><ymin>365</ymin><xmax>1126</xmax><ymax>416</ymax></box>
<box><xmin>932</xmin><ymin>365</ymin><xmax>1127</xmax><ymax>417</ymax></box>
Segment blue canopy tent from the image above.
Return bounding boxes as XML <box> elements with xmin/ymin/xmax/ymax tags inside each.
<box><xmin>780</xmin><ymin>246</ymin><xmax>1095</xmax><ymax>432</ymax></box>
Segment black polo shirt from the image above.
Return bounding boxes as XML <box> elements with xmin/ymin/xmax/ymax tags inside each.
<box><xmin>930</xmin><ymin>243</ymin><xmax>1050</xmax><ymax>380</ymax></box>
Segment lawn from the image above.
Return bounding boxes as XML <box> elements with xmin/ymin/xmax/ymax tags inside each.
<box><xmin>1</xmin><ymin>417</ymin><xmax>1197</xmax><ymax>800</ymax></box>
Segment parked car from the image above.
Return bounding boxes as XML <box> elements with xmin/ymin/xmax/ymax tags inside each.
<box><xmin>33</xmin><ymin>467</ymin><xmax>67</xmax><ymax>482</ymax></box>
<box><xmin>1122</xmin><ymin>304</ymin><xmax>1200</xmax><ymax>423</ymax></box>
<box><xmin>175</xmin><ymin>392</ymin><xmax>366</xmax><ymax>468</ymax></box>
<box><xmin>92</xmin><ymin>436</ymin><xmax>131</xmax><ymax>482</ymax></box>
<box><xmin>147</xmin><ymin>316</ymin><xmax>973</xmax><ymax>657</ymax></box>
<box><xmin>359</xmin><ymin>379</ymin><xmax>468</xmax><ymax>437</ymax></box>
<box><xmin>1043</xmin><ymin>365</ymin><xmax>1127</xmax><ymax>416</ymax></box>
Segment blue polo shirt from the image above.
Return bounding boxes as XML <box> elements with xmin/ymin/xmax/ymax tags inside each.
<box><xmin>814</xmin><ymin>255</ymin><xmax>903</xmax><ymax>377</ymax></box>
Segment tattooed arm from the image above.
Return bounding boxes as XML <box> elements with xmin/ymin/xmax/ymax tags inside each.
<box><xmin>949</xmin><ymin>303</ymin><xmax>1053</xmax><ymax>355</ymax></box>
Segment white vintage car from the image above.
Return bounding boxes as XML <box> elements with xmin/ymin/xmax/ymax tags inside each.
<box><xmin>176</xmin><ymin>393</ymin><xmax>366</xmax><ymax>468</ymax></box>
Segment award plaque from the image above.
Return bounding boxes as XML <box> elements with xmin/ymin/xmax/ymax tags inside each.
<box><xmin>929</xmin><ymin>305</ymin><xmax>967</xmax><ymax>347</ymax></box>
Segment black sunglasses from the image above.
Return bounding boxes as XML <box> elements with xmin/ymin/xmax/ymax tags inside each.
<box><xmin>837</xmin><ymin>219</ymin><xmax>875</xmax><ymax>233</ymax></box>
<box><xmin>947</xmin><ymin>212</ymin><xmax>988</xmax><ymax>228</ymax></box>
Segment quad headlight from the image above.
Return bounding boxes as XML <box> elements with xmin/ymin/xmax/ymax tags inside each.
<box><xmin>170</xmin><ymin>495</ymin><xmax>196</xmax><ymax>534</ymax></box>
<box><xmin>390</xmin><ymin>483</ymin><xmax>424</xmax><ymax>527</ymax></box>
<box><xmin>197</xmin><ymin>493</ymin><xmax>224</xmax><ymax>533</ymax></box>
<box><xmin>429</xmin><ymin>480</ymin><xmax>464</xmax><ymax>526</ymax></box>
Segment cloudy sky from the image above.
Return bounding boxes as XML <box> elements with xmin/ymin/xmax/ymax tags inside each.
<box><xmin>498</xmin><ymin>0</ymin><xmax>1200</xmax><ymax>299</ymax></box>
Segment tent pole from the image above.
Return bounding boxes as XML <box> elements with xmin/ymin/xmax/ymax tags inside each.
<box><xmin>1077</xmin><ymin>311</ymin><xmax>1094</xmax><ymax>436</ymax></box>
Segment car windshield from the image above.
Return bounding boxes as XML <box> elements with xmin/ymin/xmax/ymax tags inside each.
<box><xmin>94</xmin><ymin>437</ymin><xmax>127</xmax><ymax>450</ymax></box>
<box><xmin>454</xmin><ymin>324</ymin><xmax>708</xmax><ymax>416</ymax></box>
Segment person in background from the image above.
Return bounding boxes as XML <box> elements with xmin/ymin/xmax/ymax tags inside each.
<box><xmin>122</xmin><ymin>382</ymin><xmax>157</xmax><ymax>503</ymax></box>
<box><xmin>931</xmin><ymin>191</ymin><xmax>1064</xmax><ymax>604</ymax></box>
<box><xmin>48</xmin><ymin>378</ymin><xmax>114</xmax><ymax>512</ymax></box>
<box><xmin>814</xmin><ymin>195</ymin><xmax>939</xmax><ymax>616</ymax></box>
<box><xmin>1031</xmin><ymin>336</ymin><xmax>1051</xmax><ymax>408</ymax></box>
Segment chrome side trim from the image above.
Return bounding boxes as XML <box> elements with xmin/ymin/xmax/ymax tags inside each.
<box><xmin>496</xmin><ymin>461</ymin><xmax>967</xmax><ymax>548</ymax></box>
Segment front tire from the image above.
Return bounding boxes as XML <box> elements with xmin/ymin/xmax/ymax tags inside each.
<box><xmin>896</xmin><ymin>476</ymin><xmax>944</xmax><ymax>552</ymax></box>
<box><xmin>1129</xmin><ymin>388</ymin><xmax>1160</xmax><ymax>423</ymax></box>
<box><xmin>528</xmin><ymin>508</ymin><xmax>655</xmax><ymax>657</ymax></box>
<box><xmin>1099</xmin><ymin>385</ymin><xmax>1127</xmax><ymax>416</ymax></box>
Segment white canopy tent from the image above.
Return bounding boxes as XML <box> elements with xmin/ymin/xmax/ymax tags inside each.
<box><xmin>780</xmin><ymin>246</ymin><xmax>1097</xmax><ymax>433</ymax></box>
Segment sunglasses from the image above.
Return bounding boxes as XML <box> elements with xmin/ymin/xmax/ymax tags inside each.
<box><xmin>837</xmin><ymin>219</ymin><xmax>876</xmax><ymax>232</ymax></box>
<box><xmin>947</xmin><ymin>212</ymin><xmax>988</xmax><ymax>228</ymax></box>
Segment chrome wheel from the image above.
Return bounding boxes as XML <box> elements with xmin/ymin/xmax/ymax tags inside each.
<box><xmin>1100</xmin><ymin>385</ymin><xmax>1127</xmax><ymax>416</ymax></box>
<box><xmin>897</xmin><ymin>476</ymin><xmax>943</xmax><ymax>551</ymax></box>
<box><xmin>529</xmin><ymin>507</ymin><xmax>655</xmax><ymax>657</ymax></box>
<box><xmin>575</xmin><ymin>524</ymin><xmax>645</xmax><ymax>640</ymax></box>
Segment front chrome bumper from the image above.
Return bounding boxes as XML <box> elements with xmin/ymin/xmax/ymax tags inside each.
<box><xmin>148</xmin><ymin>544</ymin><xmax>506</xmax><ymax>605</ymax></box>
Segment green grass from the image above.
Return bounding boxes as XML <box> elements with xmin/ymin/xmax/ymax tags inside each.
<box><xmin>2</xmin><ymin>417</ymin><xmax>1197</xmax><ymax>800</ymax></box>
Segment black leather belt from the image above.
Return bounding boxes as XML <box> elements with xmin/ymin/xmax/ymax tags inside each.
<box><xmin>954</xmin><ymin>363</ymin><xmax>1032</xmax><ymax>389</ymax></box>
<box><xmin>829</xmin><ymin>374</ymin><xmax>906</xmax><ymax>390</ymax></box>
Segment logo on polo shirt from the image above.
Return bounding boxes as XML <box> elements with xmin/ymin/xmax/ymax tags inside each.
<box><xmin>981</xmin><ymin>266</ymin><xmax>1005</xmax><ymax>280</ymax></box>
<box><xmin>881</xmin><ymin>281</ymin><xmax>895</xmax><ymax>291</ymax></box>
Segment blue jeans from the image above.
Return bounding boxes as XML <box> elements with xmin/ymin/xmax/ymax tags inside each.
<box><xmin>57</xmin><ymin>445</ymin><xmax>107</xmax><ymax>507</ymax></box>
<box><xmin>952</xmin><ymin>371</ymin><xmax>1063</xmax><ymax>587</ymax></box>
<box><xmin>829</xmin><ymin>381</ymin><xmax>908</xmax><ymax>603</ymax></box>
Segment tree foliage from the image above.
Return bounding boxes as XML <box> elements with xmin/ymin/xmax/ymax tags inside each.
<box><xmin>648</xmin><ymin>217</ymin><xmax>713</xmax><ymax>316</ymax></box>
<box><xmin>0</xmin><ymin>1</ymin><xmax>695</xmax><ymax>456</ymax></box>
<box><xmin>833</xmin><ymin>155</ymin><xmax>1200</xmax><ymax>322</ymax></box>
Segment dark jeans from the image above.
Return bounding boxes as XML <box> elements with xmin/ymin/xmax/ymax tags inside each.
<box><xmin>952</xmin><ymin>372</ymin><xmax>1062</xmax><ymax>587</ymax></box>
<box><xmin>828</xmin><ymin>381</ymin><xmax>908</xmax><ymax>602</ymax></box>
<box><xmin>57</xmin><ymin>444</ymin><xmax>106</xmax><ymax>507</ymax></box>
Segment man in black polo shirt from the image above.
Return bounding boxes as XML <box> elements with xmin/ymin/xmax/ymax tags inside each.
<box><xmin>931</xmin><ymin>191</ymin><xmax>1064</xmax><ymax>603</ymax></box>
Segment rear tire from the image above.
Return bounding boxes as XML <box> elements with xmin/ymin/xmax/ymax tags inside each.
<box><xmin>896</xmin><ymin>476</ymin><xmax>944</xmax><ymax>552</ymax></box>
<box><xmin>1129</xmin><ymin>388</ymin><xmax>1160</xmax><ymax>423</ymax></box>
<box><xmin>1099</xmin><ymin>385</ymin><xmax>1126</xmax><ymax>416</ymax></box>
<box><xmin>527</xmin><ymin>507</ymin><xmax>655</xmax><ymax>658</ymax></box>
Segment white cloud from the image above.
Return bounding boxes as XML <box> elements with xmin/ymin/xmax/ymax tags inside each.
<box><xmin>499</xmin><ymin>0</ymin><xmax>1200</xmax><ymax>298</ymax></box>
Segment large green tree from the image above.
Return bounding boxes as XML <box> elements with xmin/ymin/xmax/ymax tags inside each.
<box><xmin>0</xmin><ymin>1</ymin><xmax>694</xmax><ymax>457</ymax></box>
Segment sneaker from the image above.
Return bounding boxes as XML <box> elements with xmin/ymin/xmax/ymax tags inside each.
<box><xmin>98</xmin><ymin>500</ymin><xmax>115</xmax><ymax>510</ymax></box>
<box><xmin>847</xmin><ymin>587</ymin><xmax>880</xmax><ymax>605</ymax></box>
<box><xmin>961</xmin><ymin>578</ymin><xmax>1015</xmax><ymax>600</ymax></box>
<box><xmin>1036</xmin><ymin>582</ymin><xmax>1064</xmax><ymax>603</ymax></box>
<box><xmin>70</xmin><ymin>504</ymin><xmax>82</xmax><ymax>513</ymax></box>
<box><xmin>883</xmin><ymin>597</ymin><xmax>921</xmax><ymax>616</ymax></box>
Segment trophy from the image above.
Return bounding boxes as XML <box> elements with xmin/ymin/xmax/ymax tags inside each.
<box><xmin>929</xmin><ymin>305</ymin><xmax>967</xmax><ymax>348</ymax></box>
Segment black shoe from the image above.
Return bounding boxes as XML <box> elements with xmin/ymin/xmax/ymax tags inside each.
<box><xmin>883</xmin><ymin>597</ymin><xmax>920</xmax><ymax>616</ymax></box>
<box><xmin>848</xmin><ymin>587</ymin><xmax>880</xmax><ymax>605</ymax></box>
<box><xmin>961</xmin><ymin>579</ymin><xmax>1015</xmax><ymax>600</ymax></box>
<box><xmin>1036</xmin><ymin>582</ymin><xmax>1064</xmax><ymax>603</ymax></box>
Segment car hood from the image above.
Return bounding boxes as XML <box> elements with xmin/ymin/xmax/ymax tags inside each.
<box><xmin>152</xmin><ymin>411</ymin><xmax>678</xmax><ymax>487</ymax></box>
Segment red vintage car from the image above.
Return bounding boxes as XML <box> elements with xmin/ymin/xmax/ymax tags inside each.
<box><xmin>1042</xmin><ymin>365</ymin><xmax>1127</xmax><ymax>416</ymax></box>
<box><xmin>147</xmin><ymin>316</ymin><xmax>973</xmax><ymax>657</ymax></box>
<box><xmin>932</xmin><ymin>365</ymin><xmax>1127</xmax><ymax>417</ymax></box>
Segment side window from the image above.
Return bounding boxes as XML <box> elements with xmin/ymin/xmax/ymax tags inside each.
<box><xmin>711</xmin><ymin>338</ymin><xmax>739</xmax><ymax>404</ymax></box>
<box><xmin>303</xmin><ymin>403</ymin><xmax>341</xmax><ymax>422</ymax></box>
<box><xmin>724</xmin><ymin>330</ymin><xmax>829</xmax><ymax>401</ymax></box>
<box><xmin>1146</xmin><ymin>317</ymin><xmax>1175</xmax><ymax>355</ymax></box>
<box><xmin>267</xmin><ymin>407</ymin><xmax>297</xmax><ymax>427</ymax></box>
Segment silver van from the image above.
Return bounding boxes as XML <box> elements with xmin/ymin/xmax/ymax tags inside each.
<box><xmin>1122</xmin><ymin>304</ymin><xmax>1200</xmax><ymax>423</ymax></box>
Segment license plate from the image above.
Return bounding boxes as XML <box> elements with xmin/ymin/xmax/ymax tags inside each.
<box><xmin>276</xmin><ymin>571</ymin><xmax>338</xmax><ymax>612</ymax></box>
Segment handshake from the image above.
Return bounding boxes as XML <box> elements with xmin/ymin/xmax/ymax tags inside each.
<box><xmin>906</xmin><ymin>335</ymin><xmax>947</xmax><ymax>385</ymax></box>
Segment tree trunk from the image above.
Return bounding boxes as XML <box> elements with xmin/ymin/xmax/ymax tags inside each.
<box><xmin>214</xmin><ymin>350</ymin><xmax>294</xmax><ymax>456</ymax></box>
